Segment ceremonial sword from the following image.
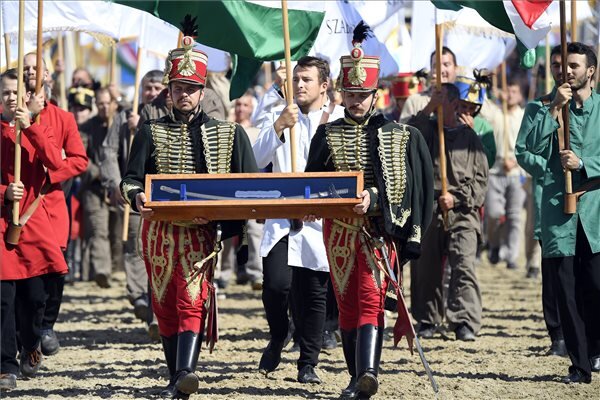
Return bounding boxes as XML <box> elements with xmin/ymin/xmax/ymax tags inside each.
<box><xmin>374</xmin><ymin>237</ymin><xmax>440</xmax><ymax>395</ymax></box>
<box><xmin>158</xmin><ymin>185</ymin><xmax>349</xmax><ymax>200</ymax></box>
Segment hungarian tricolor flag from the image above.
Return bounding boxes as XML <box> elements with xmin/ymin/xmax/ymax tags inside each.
<box><xmin>433</xmin><ymin>1</ymin><xmax>553</xmax><ymax>67</ymax></box>
<box><xmin>115</xmin><ymin>0</ymin><xmax>325</xmax><ymax>98</ymax></box>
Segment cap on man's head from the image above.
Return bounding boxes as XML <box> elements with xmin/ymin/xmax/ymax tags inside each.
<box><xmin>68</xmin><ymin>86</ymin><xmax>95</xmax><ymax>110</ymax></box>
<box><xmin>454</xmin><ymin>76</ymin><xmax>487</xmax><ymax>105</ymax></box>
<box><xmin>391</xmin><ymin>73</ymin><xmax>422</xmax><ymax>99</ymax></box>
<box><xmin>162</xmin><ymin>15</ymin><xmax>209</xmax><ymax>87</ymax></box>
<box><xmin>338</xmin><ymin>21</ymin><xmax>380</xmax><ymax>92</ymax></box>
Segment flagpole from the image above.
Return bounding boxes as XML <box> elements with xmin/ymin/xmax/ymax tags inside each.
<box><xmin>110</xmin><ymin>44</ymin><xmax>117</xmax><ymax>86</ymax></box>
<box><xmin>3</xmin><ymin>34</ymin><xmax>11</xmax><ymax>72</ymax></box>
<box><xmin>122</xmin><ymin>47</ymin><xmax>144</xmax><ymax>242</ymax></box>
<box><xmin>264</xmin><ymin>62</ymin><xmax>272</xmax><ymax>89</ymax></box>
<box><xmin>35</xmin><ymin>0</ymin><xmax>44</xmax><ymax>125</ymax></box>
<box><xmin>9</xmin><ymin>0</ymin><xmax>26</xmax><ymax>242</ymax></box>
<box><xmin>560</xmin><ymin>0</ymin><xmax>575</xmax><ymax>214</ymax></box>
<box><xmin>281</xmin><ymin>0</ymin><xmax>297</xmax><ymax>173</ymax></box>
<box><xmin>501</xmin><ymin>61</ymin><xmax>510</xmax><ymax>166</ymax></box>
<box><xmin>57</xmin><ymin>32</ymin><xmax>67</xmax><ymax>110</ymax></box>
<box><xmin>435</xmin><ymin>20</ymin><xmax>448</xmax><ymax>229</ymax></box>
<box><xmin>570</xmin><ymin>0</ymin><xmax>577</xmax><ymax>42</ymax></box>
<box><xmin>545</xmin><ymin>33</ymin><xmax>552</xmax><ymax>94</ymax></box>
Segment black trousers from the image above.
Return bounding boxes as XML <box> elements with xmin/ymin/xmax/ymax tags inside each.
<box><xmin>15</xmin><ymin>275</ymin><xmax>50</xmax><ymax>352</ymax></box>
<box><xmin>42</xmin><ymin>273</ymin><xmax>65</xmax><ymax>330</ymax></box>
<box><xmin>262</xmin><ymin>236</ymin><xmax>293</xmax><ymax>343</ymax></box>
<box><xmin>545</xmin><ymin>223</ymin><xmax>600</xmax><ymax>376</ymax></box>
<box><xmin>290</xmin><ymin>266</ymin><xmax>329</xmax><ymax>369</ymax></box>
<box><xmin>1</xmin><ymin>281</ymin><xmax>18</xmax><ymax>375</ymax></box>
<box><xmin>262</xmin><ymin>235</ymin><xmax>328</xmax><ymax>369</ymax></box>
<box><xmin>540</xmin><ymin>244</ymin><xmax>563</xmax><ymax>341</ymax></box>
<box><xmin>324</xmin><ymin>279</ymin><xmax>339</xmax><ymax>333</ymax></box>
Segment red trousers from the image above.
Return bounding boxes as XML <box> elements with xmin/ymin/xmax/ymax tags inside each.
<box><xmin>323</xmin><ymin>218</ymin><xmax>392</xmax><ymax>331</ymax></box>
<box><xmin>142</xmin><ymin>220</ymin><xmax>216</xmax><ymax>337</ymax></box>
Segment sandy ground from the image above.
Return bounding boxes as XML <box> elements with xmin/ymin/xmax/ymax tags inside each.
<box><xmin>3</xmin><ymin>259</ymin><xmax>600</xmax><ymax>400</ymax></box>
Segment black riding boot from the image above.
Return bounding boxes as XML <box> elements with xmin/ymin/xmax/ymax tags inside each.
<box><xmin>340</xmin><ymin>329</ymin><xmax>358</xmax><ymax>399</ymax></box>
<box><xmin>173</xmin><ymin>331</ymin><xmax>202</xmax><ymax>399</ymax></box>
<box><xmin>356</xmin><ymin>324</ymin><xmax>383</xmax><ymax>398</ymax></box>
<box><xmin>160</xmin><ymin>335</ymin><xmax>178</xmax><ymax>398</ymax></box>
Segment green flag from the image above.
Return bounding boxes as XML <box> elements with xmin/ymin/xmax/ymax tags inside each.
<box><xmin>432</xmin><ymin>0</ymin><xmax>553</xmax><ymax>68</ymax></box>
<box><xmin>115</xmin><ymin>0</ymin><xmax>325</xmax><ymax>98</ymax></box>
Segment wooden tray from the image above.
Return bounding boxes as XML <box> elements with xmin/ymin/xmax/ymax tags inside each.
<box><xmin>144</xmin><ymin>171</ymin><xmax>363</xmax><ymax>221</ymax></box>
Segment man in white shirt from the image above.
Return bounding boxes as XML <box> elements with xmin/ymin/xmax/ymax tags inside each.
<box><xmin>252</xmin><ymin>56</ymin><xmax>344</xmax><ymax>384</ymax></box>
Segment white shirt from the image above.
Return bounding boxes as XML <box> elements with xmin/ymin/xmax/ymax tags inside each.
<box><xmin>252</xmin><ymin>102</ymin><xmax>345</xmax><ymax>271</ymax></box>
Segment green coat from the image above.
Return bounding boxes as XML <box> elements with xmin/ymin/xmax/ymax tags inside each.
<box><xmin>515</xmin><ymin>91</ymin><xmax>554</xmax><ymax>240</ymax></box>
<box><xmin>473</xmin><ymin>116</ymin><xmax>496</xmax><ymax>169</ymax></box>
<box><xmin>517</xmin><ymin>90</ymin><xmax>600</xmax><ymax>257</ymax></box>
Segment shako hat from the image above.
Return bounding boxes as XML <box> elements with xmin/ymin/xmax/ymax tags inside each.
<box><xmin>391</xmin><ymin>72</ymin><xmax>423</xmax><ymax>99</ymax></box>
<box><xmin>68</xmin><ymin>86</ymin><xmax>95</xmax><ymax>110</ymax></box>
<box><xmin>163</xmin><ymin>15</ymin><xmax>208</xmax><ymax>86</ymax></box>
<box><xmin>454</xmin><ymin>69</ymin><xmax>493</xmax><ymax>105</ymax></box>
<box><xmin>338</xmin><ymin>21</ymin><xmax>380</xmax><ymax>92</ymax></box>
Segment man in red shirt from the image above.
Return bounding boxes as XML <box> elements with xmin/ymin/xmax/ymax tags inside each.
<box><xmin>0</xmin><ymin>69</ymin><xmax>71</xmax><ymax>388</ymax></box>
<box><xmin>22</xmin><ymin>53</ymin><xmax>88</xmax><ymax>357</ymax></box>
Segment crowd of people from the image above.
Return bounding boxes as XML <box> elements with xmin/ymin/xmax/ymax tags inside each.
<box><xmin>1</xmin><ymin>20</ymin><xmax>599</xmax><ymax>399</ymax></box>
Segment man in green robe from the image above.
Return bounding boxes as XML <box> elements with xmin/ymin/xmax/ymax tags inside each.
<box><xmin>515</xmin><ymin>51</ymin><xmax>566</xmax><ymax>358</ymax></box>
<box><xmin>517</xmin><ymin>42</ymin><xmax>600</xmax><ymax>384</ymax></box>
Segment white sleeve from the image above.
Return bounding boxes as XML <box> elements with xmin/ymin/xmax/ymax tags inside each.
<box><xmin>252</xmin><ymin>112</ymin><xmax>285</xmax><ymax>169</ymax></box>
<box><xmin>252</xmin><ymin>85</ymin><xmax>285</xmax><ymax>130</ymax></box>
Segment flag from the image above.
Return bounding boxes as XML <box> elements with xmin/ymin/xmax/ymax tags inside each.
<box><xmin>115</xmin><ymin>0</ymin><xmax>326</xmax><ymax>98</ymax></box>
<box><xmin>308</xmin><ymin>1</ymin><xmax>405</xmax><ymax>79</ymax></box>
<box><xmin>411</xmin><ymin>1</ymin><xmax>516</xmax><ymax>73</ymax></box>
<box><xmin>433</xmin><ymin>1</ymin><xmax>554</xmax><ymax>67</ymax></box>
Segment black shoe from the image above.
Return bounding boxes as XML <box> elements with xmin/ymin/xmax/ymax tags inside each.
<box><xmin>356</xmin><ymin>325</ymin><xmax>383</xmax><ymax>397</ymax></box>
<box><xmin>340</xmin><ymin>330</ymin><xmax>358</xmax><ymax>399</ymax></box>
<box><xmin>526</xmin><ymin>266</ymin><xmax>540</xmax><ymax>279</ymax></box>
<box><xmin>94</xmin><ymin>273</ymin><xmax>111</xmax><ymax>288</ymax></box>
<box><xmin>506</xmin><ymin>262</ymin><xmax>517</xmax><ymax>270</ymax></box>
<box><xmin>41</xmin><ymin>329</ymin><xmax>60</xmax><ymax>356</ymax></box>
<box><xmin>488</xmin><ymin>248</ymin><xmax>500</xmax><ymax>265</ymax></box>
<box><xmin>174</xmin><ymin>331</ymin><xmax>201</xmax><ymax>395</ymax></box>
<box><xmin>174</xmin><ymin>369</ymin><xmax>199</xmax><ymax>395</ymax></box>
<box><xmin>133</xmin><ymin>296</ymin><xmax>150</xmax><ymax>321</ymax></box>
<box><xmin>19</xmin><ymin>345</ymin><xmax>43</xmax><ymax>378</ymax></box>
<box><xmin>289</xmin><ymin>341</ymin><xmax>300</xmax><ymax>352</ymax></box>
<box><xmin>0</xmin><ymin>373</ymin><xmax>17</xmax><ymax>390</ymax></box>
<box><xmin>158</xmin><ymin>379</ymin><xmax>176</xmax><ymax>398</ymax></box>
<box><xmin>562</xmin><ymin>369</ymin><xmax>591</xmax><ymax>384</ymax></box>
<box><xmin>297</xmin><ymin>365</ymin><xmax>322</xmax><ymax>384</ymax></box>
<box><xmin>258</xmin><ymin>340</ymin><xmax>284</xmax><ymax>374</ymax></box>
<box><xmin>548</xmin><ymin>339</ymin><xmax>567</xmax><ymax>357</ymax></box>
<box><xmin>416</xmin><ymin>323</ymin><xmax>435</xmax><ymax>339</ymax></box>
<box><xmin>455</xmin><ymin>324</ymin><xmax>476</xmax><ymax>341</ymax></box>
<box><xmin>322</xmin><ymin>330</ymin><xmax>338</xmax><ymax>350</ymax></box>
<box><xmin>591</xmin><ymin>355</ymin><xmax>600</xmax><ymax>373</ymax></box>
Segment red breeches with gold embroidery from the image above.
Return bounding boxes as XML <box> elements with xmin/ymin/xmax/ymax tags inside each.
<box><xmin>141</xmin><ymin>220</ymin><xmax>216</xmax><ymax>337</ymax></box>
<box><xmin>323</xmin><ymin>218</ymin><xmax>393</xmax><ymax>331</ymax></box>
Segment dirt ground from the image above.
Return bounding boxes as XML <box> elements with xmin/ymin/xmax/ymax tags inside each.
<box><xmin>3</xmin><ymin>259</ymin><xmax>600</xmax><ymax>400</ymax></box>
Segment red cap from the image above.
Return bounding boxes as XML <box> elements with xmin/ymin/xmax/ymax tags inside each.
<box><xmin>339</xmin><ymin>55</ymin><xmax>380</xmax><ymax>92</ymax></box>
<box><xmin>391</xmin><ymin>73</ymin><xmax>422</xmax><ymax>99</ymax></box>
<box><xmin>163</xmin><ymin>36</ymin><xmax>208</xmax><ymax>86</ymax></box>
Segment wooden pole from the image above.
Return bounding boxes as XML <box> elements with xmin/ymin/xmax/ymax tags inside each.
<box><xmin>570</xmin><ymin>0</ymin><xmax>577</xmax><ymax>42</ymax></box>
<box><xmin>3</xmin><ymin>34</ymin><xmax>11</xmax><ymax>72</ymax></box>
<box><xmin>35</xmin><ymin>0</ymin><xmax>43</xmax><ymax>96</ymax></box>
<box><xmin>110</xmin><ymin>44</ymin><xmax>117</xmax><ymax>87</ymax></box>
<box><xmin>122</xmin><ymin>48</ymin><xmax>144</xmax><ymax>241</ymax></box>
<box><xmin>57</xmin><ymin>32</ymin><xmax>67</xmax><ymax>110</ymax></box>
<box><xmin>264</xmin><ymin>62</ymin><xmax>272</xmax><ymax>89</ymax></box>
<box><xmin>545</xmin><ymin>35</ymin><xmax>552</xmax><ymax>94</ymax></box>
<box><xmin>281</xmin><ymin>0</ymin><xmax>297</xmax><ymax>173</ymax></box>
<box><xmin>435</xmin><ymin>23</ymin><xmax>448</xmax><ymax>228</ymax></box>
<box><xmin>12</xmin><ymin>0</ymin><xmax>26</xmax><ymax>226</ymax></box>
<box><xmin>560</xmin><ymin>0</ymin><xmax>574</xmax><ymax>214</ymax></box>
<box><xmin>501</xmin><ymin>61</ymin><xmax>510</xmax><ymax>162</ymax></box>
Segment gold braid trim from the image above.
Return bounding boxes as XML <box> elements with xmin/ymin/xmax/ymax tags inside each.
<box><xmin>327</xmin><ymin>219</ymin><xmax>363</xmax><ymax>299</ymax></box>
<box><xmin>325</xmin><ymin>124</ymin><xmax>376</xmax><ymax>187</ymax></box>
<box><xmin>120</xmin><ymin>182</ymin><xmax>142</xmax><ymax>206</ymax></box>
<box><xmin>360</xmin><ymin>234</ymin><xmax>383</xmax><ymax>289</ymax></box>
<box><xmin>147</xmin><ymin>221</ymin><xmax>175</xmax><ymax>305</ymax></box>
<box><xmin>201</xmin><ymin>121</ymin><xmax>236</xmax><ymax>174</ymax></box>
<box><xmin>179</xmin><ymin>226</ymin><xmax>205</xmax><ymax>304</ymax></box>
<box><xmin>150</xmin><ymin>122</ymin><xmax>195</xmax><ymax>174</ymax></box>
<box><xmin>377</xmin><ymin>125</ymin><xmax>411</xmax><ymax>227</ymax></box>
